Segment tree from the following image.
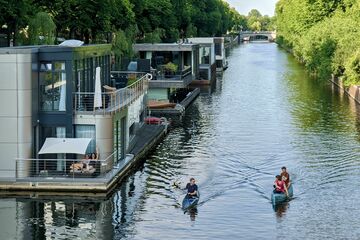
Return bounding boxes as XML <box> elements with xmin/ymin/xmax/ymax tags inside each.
<box><xmin>0</xmin><ymin>0</ymin><xmax>32</xmax><ymax>46</ymax></box>
<box><xmin>248</xmin><ymin>9</ymin><xmax>262</xmax><ymax>19</ymax></box>
<box><xmin>28</xmin><ymin>12</ymin><xmax>56</xmax><ymax>45</ymax></box>
<box><xmin>276</xmin><ymin>0</ymin><xmax>360</xmax><ymax>85</ymax></box>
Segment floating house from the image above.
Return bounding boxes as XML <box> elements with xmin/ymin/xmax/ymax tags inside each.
<box><xmin>133</xmin><ymin>43</ymin><xmax>200</xmax><ymax>117</ymax></box>
<box><xmin>214</xmin><ymin>37</ymin><xmax>228</xmax><ymax>71</ymax></box>
<box><xmin>0</xmin><ymin>42</ymin><xmax>166</xmax><ymax>192</ymax></box>
<box><xmin>187</xmin><ymin>38</ymin><xmax>216</xmax><ymax>85</ymax></box>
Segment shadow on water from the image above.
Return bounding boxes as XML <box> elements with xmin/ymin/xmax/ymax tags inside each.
<box><xmin>185</xmin><ymin>208</ymin><xmax>198</xmax><ymax>222</ymax></box>
<box><xmin>272</xmin><ymin>202</ymin><xmax>290</xmax><ymax>218</ymax></box>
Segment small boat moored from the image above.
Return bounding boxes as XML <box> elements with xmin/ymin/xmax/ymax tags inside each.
<box><xmin>182</xmin><ymin>192</ymin><xmax>200</xmax><ymax>210</ymax></box>
<box><xmin>271</xmin><ymin>185</ymin><xmax>293</xmax><ymax>205</ymax></box>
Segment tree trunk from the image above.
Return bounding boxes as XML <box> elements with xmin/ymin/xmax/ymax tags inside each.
<box><xmin>6</xmin><ymin>30</ymin><xmax>11</xmax><ymax>47</ymax></box>
<box><xmin>84</xmin><ymin>30</ymin><xmax>90</xmax><ymax>44</ymax></box>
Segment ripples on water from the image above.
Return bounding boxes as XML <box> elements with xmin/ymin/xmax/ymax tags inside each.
<box><xmin>2</xmin><ymin>43</ymin><xmax>360</xmax><ymax>239</ymax></box>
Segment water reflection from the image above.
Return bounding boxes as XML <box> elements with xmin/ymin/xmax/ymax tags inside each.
<box><xmin>273</xmin><ymin>202</ymin><xmax>289</xmax><ymax>219</ymax></box>
<box><xmin>185</xmin><ymin>208</ymin><xmax>198</xmax><ymax>222</ymax></box>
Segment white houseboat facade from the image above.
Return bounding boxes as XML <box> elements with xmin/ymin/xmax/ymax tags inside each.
<box><xmin>0</xmin><ymin>43</ymin><xmax>152</xmax><ymax>190</ymax></box>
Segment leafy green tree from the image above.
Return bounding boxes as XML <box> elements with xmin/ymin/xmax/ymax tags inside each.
<box><xmin>0</xmin><ymin>0</ymin><xmax>32</xmax><ymax>46</ymax></box>
<box><xmin>28</xmin><ymin>12</ymin><xmax>56</xmax><ymax>45</ymax></box>
<box><xmin>344</xmin><ymin>50</ymin><xmax>360</xmax><ymax>86</ymax></box>
<box><xmin>276</xmin><ymin>0</ymin><xmax>360</xmax><ymax>85</ymax></box>
<box><xmin>248</xmin><ymin>9</ymin><xmax>262</xmax><ymax>19</ymax></box>
<box><xmin>250</xmin><ymin>21</ymin><xmax>262</xmax><ymax>32</ymax></box>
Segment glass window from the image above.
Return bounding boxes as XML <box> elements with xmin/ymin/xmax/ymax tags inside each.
<box><xmin>199</xmin><ymin>46</ymin><xmax>210</xmax><ymax>65</ymax></box>
<box><xmin>114</xmin><ymin>121</ymin><xmax>120</xmax><ymax>163</ymax></box>
<box><xmin>39</xmin><ymin>61</ymin><xmax>66</xmax><ymax>111</ymax></box>
<box><xmin>75</xmin><ymin>125</ymin><xmax>96</xmax><ymax>154</ymax></box>
<box><xmin>215</xmin><ymin>43</ymin><xmax>221</xmax><ymax>56</ymax></box>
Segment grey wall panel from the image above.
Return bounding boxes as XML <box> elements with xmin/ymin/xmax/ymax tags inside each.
<box><xmin>17</xmin><ymin>142</ymin><xmax>32</xmax><ymax>158</ymax></box>
<box><xmin>95</xmin><ymin>116</ymin><xmax>113</xmax><ymax>139</ymax></box>
<box><xmin>74</xmin><ymin>115</ymin><xmax>96</xmax><ymax>125</ymax></box>
<box><xmin>0</xmin><ymin>90</ymin><xmax>17</xmax><ymax>116</ymax></box>
<box><xmin>16</xmin><ymin>54</ymin><xmax>32</xmax><ymax>63</ymax></box>
<box><xmin>95</xmin><ymin>116</ymin><xmax>113</xmax><ymax>162</ymax></box>
<box><xmin>0</xmin><ymin>143</ymin><xmax>17</xmax><ymax>178</ymax></box>
<box><xmin>0</xmin><ymin>118</ymin><xmax>17</xmax><ymax>143</ymax></box>
<box><xmin>17</xmin><ymin>90</ymin><xmax>31</xmax><ymax>117</ymax></box>
<box><xmin>95</xmin><ymin>139</ymin><xmax>113</xmax><ymax>159</ymax></box>
<box><xmin>17</xmin><ymin>117</ymin><xmax>32</xmax><ymax>143</ymax></box>
<box><xmin>17</xmin><ymin>62</ymin><xmax>32</xmax><ymax>90</ymax></box>
<box><xmin>0</xmin><ymin>54</ymin><xmax>16</xmax><ymax>63</ymax></box>
<box><xmin>0</xmin><ymin>63</ymin><xmax>17</xmax><ymax>90</ymax></box>
<box><xmin>17</xmin><ymin>142</ymin><xmax>32</xmax><ymax>178</ymax></box>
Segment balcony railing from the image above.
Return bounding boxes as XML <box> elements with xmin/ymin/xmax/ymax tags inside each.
<box><xmin>15</xmin><ymin>151</ymin><xmax>118</xmax><ymax>181</ymax></box>
<box><xmin>153</xmin><ymin>66</ymin><xmax>192</xmax><ymax>81</ymax></box>
<box><xmin>74</xmin><ymin>73</ymin><xmax>150</xmax><ymax>114</ymax></box>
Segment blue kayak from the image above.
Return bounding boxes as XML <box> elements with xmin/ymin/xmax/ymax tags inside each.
<box><xmin>271</xmin><ymin>185</ymin><xmax>293</xmax><ymax>205</ymax></box>
<box><xmin>182</xmin><ymin>192</ymin><xmax>200</xmax><ymax>210</ymax></box>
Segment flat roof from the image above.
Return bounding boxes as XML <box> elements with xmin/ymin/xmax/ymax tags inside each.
<box><xmin>188</xmin><ymin>38</ymin><xmax>215</xmax><ymax>44</ymax></box>
<box><xmin>0</xmin><ymin>44</ymin><xmax>111</xmax><ymax>54</ymax></box>
<box><xmin>134</xmin><ymin>43</ymin><xmax>198</xmax><ymax>52</ymax></box>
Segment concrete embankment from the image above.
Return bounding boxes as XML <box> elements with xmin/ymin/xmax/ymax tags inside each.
<box><xmin>277</xmin><ymin>42</ymin><xmax>360</xmax><ymax>105</ymax></box>
<box><xmin>330</xmin><ymin>76</ymin><xmax>360</xmax><ymax>104</ymax></box>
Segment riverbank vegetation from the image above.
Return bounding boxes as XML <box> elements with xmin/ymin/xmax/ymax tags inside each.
<box><xmin>276</xmin><ymin>0</ymin><xmax>360</xmax><ymax>86</ymax></box>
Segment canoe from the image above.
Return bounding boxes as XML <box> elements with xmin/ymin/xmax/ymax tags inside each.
<box><xmin>145</xmin><ymin>117</ymin><xmax>163</xmax><ymax>125</ymax></box>
<box><xmin>182</xmin><ymin>192</ymin><xmax>200</xmax><ymax>210</ymax></box>
<box><xmin>147</xmin><ymin>101</ymin><xmax>177</xmax><ymax>109</ymax></box>
<box><xmin>271</xmin><ymin>185</ymin><xmax>293</xmax><ymax>205</ymax></box>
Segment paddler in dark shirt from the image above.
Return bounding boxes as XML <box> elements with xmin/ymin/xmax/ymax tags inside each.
<box><xmin>186</xmin><ymin>177</ymin><xmax>198</xmax><ymax>198</ymax></box>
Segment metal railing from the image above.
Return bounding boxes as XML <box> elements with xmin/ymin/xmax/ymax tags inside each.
<box><xmin>15</xmin><ymin>151</ymin><xmax>118</xmax><ymax>180</ymax></box>
<box><xmin>74</xmin><ymin>73</ymin><xmax>150</xmax><ymax>114</ymax></box>
<box><xmin>153</xmin><ymin>66</ymin><xmax>192</xmax><ymax>81</ymax></box>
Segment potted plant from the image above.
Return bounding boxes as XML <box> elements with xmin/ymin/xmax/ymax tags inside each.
<box><xmin>163</xmin><ymin>62</ymin><xmax>178</xmax><ymax>78</ymax></box>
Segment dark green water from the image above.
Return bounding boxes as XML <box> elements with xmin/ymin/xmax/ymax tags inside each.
<box><xmin>1</xmin><ymin>43</ymin><xmax>360</xmax><ymax>239</ymax></box>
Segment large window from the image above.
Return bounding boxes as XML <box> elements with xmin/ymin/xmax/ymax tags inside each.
<box><xmin>75</xmin><ymin>125</ymin><xmax>96</xmax><ymax>154</ymax></box>
<box><xmin>199</xmin><ymin>46</ymin><xmax>210</xmax><ymax>65</ymax></box>
<box><xmin>74</xmin><ymin>55</ymin><xmax>111</xmax><ymax>93</ymax></box>
<box><xmin>39</xmin><ymin>61</ymin><xmax>67</xmax><ymax>111</ymax></box>
<box><xmin>215</xmin><ymin>43</ymin><xmax>222</xmax><ymax>56</ymax></box>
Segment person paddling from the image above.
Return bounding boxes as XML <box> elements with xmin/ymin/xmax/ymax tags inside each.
<box><xmin>186</xmin><ymin>177</ymin><xmax>198</xmax><ymax>198</ymax></box>
<box><xmin>274</xmin><ymin>175</ymin><xmax>288</xmax><ymax>197</ymax></box>
<box><xmin>280</xmin><ymin>166</ymin><xmax>291</xmax><ymax>188</ymax></box>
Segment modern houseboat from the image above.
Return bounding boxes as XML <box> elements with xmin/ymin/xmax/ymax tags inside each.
<box><xmin>187</xmin><ymin>38</ymin><xmax>216</xmax><ymax>86</ymax></box>
<box><xmin>0</xmin><ymin>42</ymin><xmax>166</xmax><ymax>192</ymax></box>
<box><xmin>214</xmin><ymin>37</ymin><xmax>228</xmax><ymax>71</ymax></box>
<box><xmin>133</xmin><ymin>43</ymin><xmax>201</xmax><ymax>117</ymax></box>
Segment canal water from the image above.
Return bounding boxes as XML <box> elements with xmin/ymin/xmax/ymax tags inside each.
<box><xmin>2</xmin><ymin>43</ymin><xmax>360</xmax><ymax>239</ymax></box>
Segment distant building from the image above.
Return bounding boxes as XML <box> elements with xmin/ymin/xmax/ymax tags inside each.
<box><xmin>187</xmin><ymin>38</ymin><xmax>217</xmax><ymax>85</ymax></box>
<box><xmin>214</xmin><ymin>37</ymin><xmax>228</xmax><ymax>71</ymax></box>
<box><xmin>133</xmin><ymin>43</ymin><xmax>200</xmax><ymax>117</ymax></box>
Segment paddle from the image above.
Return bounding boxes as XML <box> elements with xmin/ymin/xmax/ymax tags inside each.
<box><xmin>172</xmin><ymin>180</ymin><xmax>182</xmax><ymax>189</ymax></box>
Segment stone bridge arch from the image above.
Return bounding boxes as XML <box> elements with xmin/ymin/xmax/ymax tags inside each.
<box><xmin>239</xmin><ymin>31</ymin><xmax>276</xmax><ymax>42</ymax></box>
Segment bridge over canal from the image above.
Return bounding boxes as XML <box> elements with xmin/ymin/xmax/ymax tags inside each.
<box><xmin>239</xmin><ymin>31</ymin><xmax>276</xmax><ymax>42</ymax></box>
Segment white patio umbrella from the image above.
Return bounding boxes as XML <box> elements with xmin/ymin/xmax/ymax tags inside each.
<box><xmin>38</xmin><ymin>138</ymin><xmax>92</xmax><ymax>175</ymax></box>
<box><xmin>94</xmin><ymin>66</ymin><xmax>102</xmax><ymax>110</ymax></box>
